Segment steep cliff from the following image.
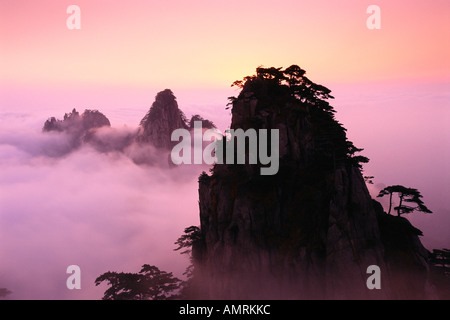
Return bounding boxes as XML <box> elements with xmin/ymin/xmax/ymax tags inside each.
<box><xmin>194</xmin><ymin>66</ymin><xmax>432</xmax><ymax>299</ymax></box>
<box><xmin>136</xmin><ymin>89</ymin><xmax>188</xmax><ymax>149</ymax></box>
<box><xmin>188</xmin><ymin>114</ymin><xmax>216</xmax><ymax>130</ymax></box>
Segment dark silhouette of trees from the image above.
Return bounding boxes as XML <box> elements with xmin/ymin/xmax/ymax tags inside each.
<box><xmin>174</xmin><ymin>226</ymin><xmax>202</xmax><ymax>299</ymax></box>
<box><xmin>377</xmin><ymin>185</ymin><xmax>432</xmax><ymax>216</ymax></box>
<box><xmin>95</xmin><ymin>264</ymin><xmax>181</xmax><ymax>300</ymax></box>
<box><xmin>345</xmin><ymin>141</ymin><xmax>370</xmax><ymax>170</ymax></box>
<box><xmin>43</xmin><ymin>108</ymin><xmax>110</xmax><ymax>133</ymax></box>
<box><xmin>94</xmin><ymin>226</ymin><xmax>202</xmax><ymax>300</ymax></box>
<box><xmin>431</xmin><ymin>249</ymin><xmax>450</xmax><ymax>276</ymax></box>
<box><xmin>188</xmin><ymin>115</ymin><xmax>216</xmax><ymax>129</ymax></box>
<box><xmin>174</xmin><ymin>226</ymin><xmax>201</xmax><ymax>255</ymax></box>
<box><xmin>364</xmin><ymin>175</ymin><xmax>374</xmax><ymax>184</ymax></box>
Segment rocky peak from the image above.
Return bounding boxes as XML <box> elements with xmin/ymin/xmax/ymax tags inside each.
<box><xmin>188</xmin><ymin>114</ymin><xmax>216</xmax><ymax>130</ymax></box>
<box><xmin>43</xmin><ymin>108</ymin><xmax>110</xmax><ymax>134</ymax></box>
<box><xmin>43</xmin><ymin>108</ymin><xmax>111</xmax><ymax>153</ymax></box>
<box><xmin>136</xmin><ymin>89</ymin><xmax>188</xmax><ymax>149</ymax></box>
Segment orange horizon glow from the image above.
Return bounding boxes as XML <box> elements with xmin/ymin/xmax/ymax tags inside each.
<box><xmin>1</xmin><ymin>0</ymin><xmax>449</xmax><ymax>89</ymax></box>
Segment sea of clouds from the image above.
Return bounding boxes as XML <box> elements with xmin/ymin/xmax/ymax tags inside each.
<box><xmin>1</xmin><ymin>83</ymin><xmax>448</xmax><ymax>299</ymax></box>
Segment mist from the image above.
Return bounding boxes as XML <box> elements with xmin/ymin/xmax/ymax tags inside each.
<box><xmin>0</xmin><ymin>110</ymin><xmax>209</xmax><ymax>299</ymax></box>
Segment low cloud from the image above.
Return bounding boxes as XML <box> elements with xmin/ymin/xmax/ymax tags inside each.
<box><xmin>0</xmin><ymin>114</ymin><xmax>208</xmax><ymax>299</ymax></box>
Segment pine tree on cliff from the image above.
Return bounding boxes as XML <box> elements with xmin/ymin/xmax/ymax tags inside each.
<box><xmin>377</xmin><ymin>185</ymin><xmax>432</xmax><ymax>216</ymax></box>
<box><xmin>229</xmin><ymin>64</ymin><xmax>369</xmax><ymax>171</ymax></box>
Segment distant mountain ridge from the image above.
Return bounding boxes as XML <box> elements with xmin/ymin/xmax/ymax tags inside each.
<box><xmin>41</xmin><ymin>75</ymin><xmax>439</xmax><ymax>299</ymax></box>
<box><xmin>42</xmin><ymin>89</ymin><xmax>215</xmax><ymax>157</ymax></box>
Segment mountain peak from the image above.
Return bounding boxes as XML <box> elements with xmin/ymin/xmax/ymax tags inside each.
<box><xmin>136</xmin><ymin>89</ymin><xmax>188</xmax><ymax>149</ymax></box>
<box><xmin>193</xmin><ymin>66</ymin><xmax>431</xmax><ymax>299</ymax></box>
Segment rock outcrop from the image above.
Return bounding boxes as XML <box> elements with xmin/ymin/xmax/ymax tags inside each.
<box><xmin>42</xmin><ymin>91</ymin><xmax>215</xmax><ymax>159</ymax></box>
<box><xmin>193</xmin><ymin>66</ymin><xmax>433</xmax><ymax>299</ymax></box>
<box><xmin>43</xmin><ymin>108</ymin><xmax>111</xmax><ymax>134</ymax></box>
<box><xmin>188</xmin><ymin>115</ymin><xmax>216</xmax><ymax>130</ymax></box>
<box><xmin>136</xmin><ymin>89</ymin><xmax>189</xmax><ymax>149</ymax></box>
<box><xmin>374</xmin><ymin>203</ymin><xmax>434</xmax><ymax>299</ymax></box>
<box><xmin>43</xmin><ymin>108</ymin><xmax>111</xmax><ymax>153</ymax></box>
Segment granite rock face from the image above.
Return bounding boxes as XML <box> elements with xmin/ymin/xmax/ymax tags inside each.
<box><xmin>194</xmin><ymin>67</ymin><xmax>433</xmax><ymax>299</ymax></box>
<box><xmin>43</xmin><ymin>108</ymin><xmax>111</xmax><ymax>154</ymax></box>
